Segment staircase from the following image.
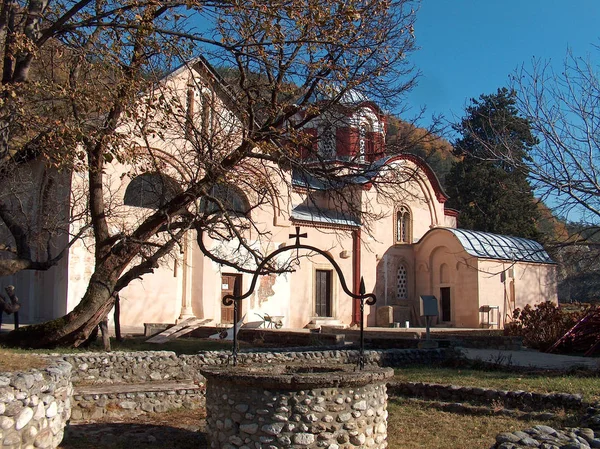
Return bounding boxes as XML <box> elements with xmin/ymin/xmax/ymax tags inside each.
<box><xmin>304</xmin><ymin>317</ymin><xmax>345</xmax><ymax>330</ymax></box>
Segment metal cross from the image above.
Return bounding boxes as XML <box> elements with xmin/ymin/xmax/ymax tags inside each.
<box><xmin>289</xmin><ymin>226</ymin><xmax>308</xmax><ymax>246</ymax></box>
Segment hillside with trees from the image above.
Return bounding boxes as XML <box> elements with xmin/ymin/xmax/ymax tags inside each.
<box><xmin>386</xmin><ymin>116</ymin><xmax>457</xmax><ymax>186</ymax></box>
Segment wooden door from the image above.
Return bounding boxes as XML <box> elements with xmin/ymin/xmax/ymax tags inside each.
<box><xmin>221</xmin><ymin>274</ymin><xmax>241</xmax><ymax>324</ymax></box>
<box><xmin>440</xmin><ymin>287</ymin><xmax>451</xmax><ymax>322</ymax></box>
<box><xmin>315</xmin><ymin>269</ymin><xmax>332</xmax><ymax>317</ymax></box>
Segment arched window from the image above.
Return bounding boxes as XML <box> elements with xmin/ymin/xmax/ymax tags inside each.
<box><xmin>397</xmin><ymin>264</ymin><xmax>408</xmax><ymax>301</ymax></box>
<box><xmin>395</xmin><ymin>206</ymin><xmax>411</xmax><ymax>244</ymax></box>
<box><xmin>124</xmin><ymin>173</ymin><xmax>181</xmax><ymax>209</ymax></box>
<box><xmin>200</xmin><ymin>184</ymin><xmax>250</xmax><ymax>216</ymax></box>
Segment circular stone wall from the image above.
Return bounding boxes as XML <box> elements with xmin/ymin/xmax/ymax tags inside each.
<box><xmin>0</xmin><ymin>360</ymin><xmax>72</xmax><ymax>449</ymax></box>
<box><xmin>200</xmin><ymin>365</ymin><xmax>393</xmax><ymax>449</ymax></box>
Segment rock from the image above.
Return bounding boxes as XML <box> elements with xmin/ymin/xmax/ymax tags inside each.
<box><xmin>0</xmin><ymin>416</ymin><xmax>15</xmax><ymax>430</ymax></box>
<box><xmin>293</xmin><ymin>433</ymin><xmax>315</xmax><ymax>445</ymax></box>
<box><xmin>261</xmin><ymin>423</ymin><xmax>284</xmax><ymax>436</ymax></box>
<box><xmin>239</xmin><ymin>423</ymin><xmax>258</xmax><ymax>435</ymax></box>
<box><xmin>15</xmin><ymin>407</ymin><xmax>34</xmax><ymax>430</ymax></box>
<box><xmin>119</xmin><ymin>401</ymin><xmax>137</xmax><ymax>410</ymax></box>
<box><xmin>45</xmin><ymin>402</ymin><xmax>58</xmax><ymax>419</ymax></box>
<box><xmin>535</xmin><ymin>426</ymin><xmax>559</xmax><ymax>436</ymax></box>
<box><xmin>34</xmin><ymin>428</ymin><xmax>53</xmax><ymax>448</ymax></box>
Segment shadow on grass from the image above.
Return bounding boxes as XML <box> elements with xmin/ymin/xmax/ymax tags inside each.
<box><xmin>61</xmin><ymin>423</ymin><xmax>209</xmax><ymax>449</ymax></box>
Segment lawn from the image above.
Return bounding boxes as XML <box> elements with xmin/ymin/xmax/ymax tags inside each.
<box><xmin>0</xmin><ymin>335</ymin><xmax>240</xmax><ymax>356</ymax></box>
<box><xmin>394</xmin><ymin>366</ymin><xmax>600</xmax><ymax>402</ymax></box>
<box><xmin>387</xmin><ymin>399</ymin><xmax>575</xmax><ymax>449</ymax></box>
<box><xmin>58</xmin><ymin>400</ymin><xmax>575</xmax><ymax>449</ymax></box>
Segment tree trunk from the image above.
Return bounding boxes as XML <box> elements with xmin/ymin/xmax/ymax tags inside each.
<box><xmin>114</xmin><ymin>293</ymin><xmax>122</xmax><ymax>342</ymax></box>
<box><xmin>99</xmin><ymin>317</ymin><xmax>110</xmax><ymax>351</ymax></box>
<box><xmin>0</xmin><ymin>267</ymin><xmax>117</xmax><ymax>348</ymax></box>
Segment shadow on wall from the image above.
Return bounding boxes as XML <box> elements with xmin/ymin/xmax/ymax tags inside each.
<box><xmin>371</xmin><ymin>246</ymin><xmax>425</xmax><ymax>328</ymax></box>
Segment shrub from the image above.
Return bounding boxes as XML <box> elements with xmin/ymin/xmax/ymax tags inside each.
<box><xmin>504</xmin><ymin>301</ymin><xmax>590</xmax><ymax>351</ymax></box>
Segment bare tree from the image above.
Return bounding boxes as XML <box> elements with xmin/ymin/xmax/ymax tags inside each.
<box><xmin>0</xmin><ymin>0</ymin><xmax>423</xmax><ymax>348</ymax></box>
<box><xmin>509</xmin><ymin>50</ymin><xmax>600</xmax><ymax>228</ymax></box>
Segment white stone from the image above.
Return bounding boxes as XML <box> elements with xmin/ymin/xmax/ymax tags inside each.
<box><xmin>352</xmin><ymin>400</ymin><xmax>367</xmax><ymax>411</ymax></box>
<box><xmin>46</xmin><ymin>402</ymin><xmax>58</xmax><ymax>418</ymax></box>
<box><xmin>33</xmin><ymin>403</ymin><xmax>45</xmax><ymax>420</ymax></box>
<box><xmin>15</xmin><ymin>407</ymin><xmax>34</xmax><ymax>430</ymax></box>
<box><xmin>0</xmin><ymin>416</ymin><xmax>14</xmax><ymax>430</ymax></box>
<box><xmin>293</xmin><ymin>433</ymin><xmax>315</xmax><ymax>446</ymax></box>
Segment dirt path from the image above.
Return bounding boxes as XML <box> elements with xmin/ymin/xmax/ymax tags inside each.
<box><xmin>60</xmin><ymin>410</ymin><xmax>209</xmax><ymax>449</ymax></box>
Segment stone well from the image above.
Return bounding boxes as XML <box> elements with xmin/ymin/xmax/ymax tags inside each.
<box><xmin>200</xmin><ymin>364</ymin><xmax>393</xmax><ymax>449</ymax></box>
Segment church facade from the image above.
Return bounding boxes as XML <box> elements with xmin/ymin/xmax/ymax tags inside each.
<box><xmin>1</xmin><ymin>60</ymin><xmax>558</xmax><ymax>330</ymax></box>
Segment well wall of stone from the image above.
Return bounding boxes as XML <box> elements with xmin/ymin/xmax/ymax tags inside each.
<box><xmin>0</xmin><ymin>361</ymin><xmax>72</xmax><ymax>449</ymax></box>
<box><xmin>204</xmin><ymin>373</ymin><xmax>390</xmax><ymax>449</ymax></box>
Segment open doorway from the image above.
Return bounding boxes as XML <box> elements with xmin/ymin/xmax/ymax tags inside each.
<box><xmin>440</xmin><ymin>287</ymin><xmax>451</xmax><ymax>322</ymax></box>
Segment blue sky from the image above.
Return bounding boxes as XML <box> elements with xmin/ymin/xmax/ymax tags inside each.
<box><xmin>405</xmin><ymin>1</ymin><xmax>600</xmax><ymax>128</ymax></box>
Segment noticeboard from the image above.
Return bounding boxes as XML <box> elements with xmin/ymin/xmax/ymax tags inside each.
<box><xmin>420</xmin><ymin>295</ymin><xmax>439</xmax><ymax>317</ymax></box>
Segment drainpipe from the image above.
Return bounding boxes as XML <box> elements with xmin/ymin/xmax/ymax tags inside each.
<box><xmin>352</xmin><ymin>228</ymin><xmax>361</xmax><ymax>326</ymax></box>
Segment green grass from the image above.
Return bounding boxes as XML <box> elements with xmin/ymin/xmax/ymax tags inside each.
<box><xmin>1</xmin><ymin>336</ymin><xmax>245</xmax><ymax>356</ymax></box>
<box><xmin>394</xmin><ymin>366</ymin><xmax>600</xmax><ymax>402</ymax></box>
<box><xmin>59</xmin><ymin>400</ymin><xmax>574</xmax><ymax>449</ymax></box>
<box><xmin>387</xmin><ymin>398</ymin><xmax>576</xmax><ymax>449</ymax></box>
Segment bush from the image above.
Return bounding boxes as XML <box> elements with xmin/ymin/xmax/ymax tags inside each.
<box><xmin>504</xmin><ymin>301</ymin><xmax>589</xmax><ymax>351</ymax></box>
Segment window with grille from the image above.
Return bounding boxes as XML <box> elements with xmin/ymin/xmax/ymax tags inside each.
<box><xmin>319</xmin><ymin>127</ymin><xmax>336</xmax><ymax>159</ymax></box>
<box><xmin>395</xmin><ymin>206</ymin><xmax>411</xmax><ymax>243</ymax></box>
<box><xmin>397</xmin><ymin>264</ymin><xmax>408</xmax><ymax>301</ymax></box>
<box><xmin>358</xmin><ymin>124</ymin><xmax>367</xmax><ymax>162</ymax></box>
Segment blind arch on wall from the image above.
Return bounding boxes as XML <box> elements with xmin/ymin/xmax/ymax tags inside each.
<box><xmin>124</xmin><ymin>173</ymin><xmax>181</xmax><ymax>209</ymax></box>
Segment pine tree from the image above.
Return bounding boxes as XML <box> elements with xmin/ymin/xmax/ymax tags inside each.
<box><xmin>446</xmin><ymin>88</ymin><xmax>541</xmax><ymax>239</ymax></box>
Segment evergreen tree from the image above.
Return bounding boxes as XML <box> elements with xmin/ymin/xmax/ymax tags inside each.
<box><xmin>446</xmin><ymin>88</ymin><xmax>541</xmax><ymax>239</ymax></box>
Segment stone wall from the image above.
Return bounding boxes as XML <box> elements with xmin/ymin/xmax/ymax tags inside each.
<box><xmin>0</xmin><ymin>361</ymin><xmax>72</xmax><ymax>449</ymax></box>
<box><xmin>388</xmin><ymin>381</ymin><xmax>584</xmax><ymax>411</ymax></box>
<box><xmin>202</xmin><ymin>365</ymin><xmax>393</xmax><ymax>449</ymax></box>
<box><xmin>61</xmin><ymin>348</ymin><xmax>453</xmax><ymax>385</ymax></box>
<box><xmin>61</xmin><ymin>351</ymin><xmax>202</xmax><ymax>385</ymax></box>
<box><xmin>58</xmin><ymin>348</ymin><xmax>452</xmax><ymax>422</ymax></box>
<box><xmin>491</xmin><ymin>404</ymin><xmax>600</xmax><ymax>448</ymax></box>
<box><xmin>72</xmin><ymin>382</ymin><xmax>204</xmax><ymax>421</ymax></box>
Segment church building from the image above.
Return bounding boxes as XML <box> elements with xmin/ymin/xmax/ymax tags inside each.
<box><xmin>1</xmin><ymin>59</ymin><xmax>558</xmax><ymax>331</ymax></box>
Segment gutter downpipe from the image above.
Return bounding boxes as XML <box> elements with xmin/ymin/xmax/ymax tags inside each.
<box><xmin>352</xmin><ymin>228</ymin><xmax>361</xmax><ymax>326</ymax></box>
